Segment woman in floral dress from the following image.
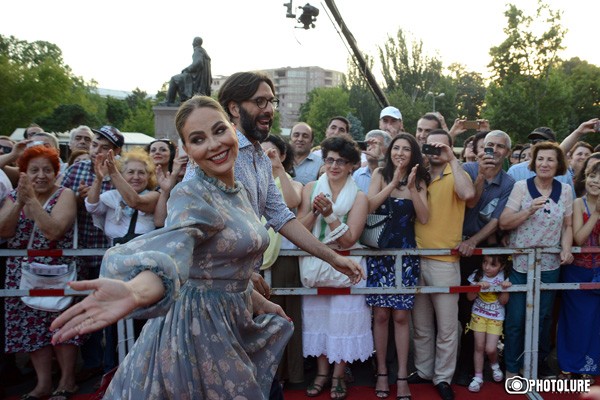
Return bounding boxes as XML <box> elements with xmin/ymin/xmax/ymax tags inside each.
<box><xmin>365</xmin><ymin>133</ymin><xmax>430</xmax><ymax>399</ymax></box>
<box><xmin>0</xmin><ymin>145</ymin><xmax>81</xmax><ymax>399</ymax></box>
<box><xmin>50</xmin><ymin>96</ymin><xmax>293</xmax><ymax>400</ymax></box>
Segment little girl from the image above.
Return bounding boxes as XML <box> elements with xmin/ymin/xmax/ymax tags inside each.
<box><xmin>466</xmin><ymin>255</ymin><xmax>512</xmax><ymax>392</ymax></box>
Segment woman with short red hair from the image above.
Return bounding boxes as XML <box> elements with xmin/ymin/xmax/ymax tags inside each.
<box><xmin>0</xmin><ymin>145</ymin><xmax>82</xmax><ymax>399</ymax></box>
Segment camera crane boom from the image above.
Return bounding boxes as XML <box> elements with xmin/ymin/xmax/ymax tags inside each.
<box><xmin>284</xmin><ymin>0</ymin><xmax>390</xmax><ymax>109</ymax></box>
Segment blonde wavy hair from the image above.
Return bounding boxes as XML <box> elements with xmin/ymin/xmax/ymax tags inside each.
<box><xmin>119</xmin><ymin>146</ymin><xmax>157</xmax><ymax>190</ymax></box>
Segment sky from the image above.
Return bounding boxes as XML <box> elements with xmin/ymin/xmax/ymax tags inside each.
<box><xmin>2</xmin><ymin>0</ymin><xmax>599</xmax><ymax>95</ymax></box>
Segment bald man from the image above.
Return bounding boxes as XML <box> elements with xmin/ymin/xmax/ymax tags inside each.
<box><xmin>290</xmin><ymin>122</ymin><xmax>323</xmax><ymax>185</ymax></box>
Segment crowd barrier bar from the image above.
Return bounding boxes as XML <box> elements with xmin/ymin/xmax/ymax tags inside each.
<box><xmin>1</xmin><ymin>246</ymin><xmax>597</xmax><ymax>399</ymax></box>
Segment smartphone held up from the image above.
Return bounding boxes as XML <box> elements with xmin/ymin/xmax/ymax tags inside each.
<box><xmin>422</xmin><ymin>143</ymin><xmax>442</xmax><ymax>156</ymax></box>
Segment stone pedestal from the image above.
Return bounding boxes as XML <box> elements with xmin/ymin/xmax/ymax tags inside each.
<box><xmin>153</xmin><ymin>106</ymin><xmax>179</xmax><ymax>142</ymax></box>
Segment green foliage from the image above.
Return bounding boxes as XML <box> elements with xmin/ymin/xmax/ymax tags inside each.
<box><xmin>378</xmin><ymin>29</ymin><xmax>443</xmax><ymax>102</ymax></box>
<box><xmin>0</xmin><ymin>35</ymin><xmax>109</xmax><ymax>134</ymax></box>
<box><xmin>560</xmin><ymin>58</ymin><xmax>600</xmax><ymax>134</ymax></box>
<box><xmin>343</xmin><ymin>56</ymin><xmax>381</xmax><ymax>131</ymax></box>
<box><xmin>37</xmin><ymin>104</ymin><xmax>96</xmax><ymax>132</ymax></box>
<box><xmin>483</xmin><ymin>1</ymin><xmax>570</xmax><ymax>143</ymax></box>
<box><xmin>346</xmin><ymin>112</ymin><xmax>364</xmax><ymax>140</ymax></box>
<box><xmin>105</xmin><ymin>97</ymin><xmax>130</xmax><ymax>128</ymax></box>
<box><xmin>299</xmin><ymin>87</ymin><xmax>353</xmax><ymax>143</ymax></box>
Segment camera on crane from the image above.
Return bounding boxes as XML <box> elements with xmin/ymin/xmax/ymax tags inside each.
<box><xmin>283</xmin><ymin>2</ymin><xmax>319</xmax><ymax>29</ymax></box>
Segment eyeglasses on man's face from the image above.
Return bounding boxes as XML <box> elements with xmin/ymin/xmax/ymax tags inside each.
<box><xmin>323</xmin><ymin>157</ymin><xmax>350</xmax><ymax>166</ymax></box>
<box><xmin>0</xmin><ymin>145</ymin><xmax>13</xmax><ymax>154</ymax></box>
<box><xmin>248</xmin><ymin>97</ymin><xmax>279</xmax><ymax>109</ymax></box>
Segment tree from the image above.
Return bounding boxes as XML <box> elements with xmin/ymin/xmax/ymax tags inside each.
<box><xmin>343</xmin><ymin>56</ymin><xmax>380</xmax><ymax>132</ymax></box>
<box><xmin>0</xmin><ymin>35</ymin><xmax>101</xmax><ymax>134</ymax></box>
<box><xmin>560</xmin><ymin>57</ymin><xmax>600</xmax><ymax>134</ymax></box>
<box><xmin>484</xmin><ymin>1</ymin><xmax>569</xmax><ymax>142</ymax></box>
<box><xmin>299</xmin><ymin>87</ymin><xmax>353</xmax><ymax>143</ymax></box>
<box><xmin>37</xmin><ymin>104</ymin><xmax>97</xmax><ymax>132</ymax></box>
<box><xmin>378</xmin><ymin>29</ymin><xmax>443</xmax><ymax>103</ymax></box>
<box><xmin>346</xmin><ymin>112</ymin><xmax>364</xmax><ymax>140</ymax></box>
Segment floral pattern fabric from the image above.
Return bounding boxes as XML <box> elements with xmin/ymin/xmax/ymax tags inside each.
<box><xmin>102</xmin><ymin>170</ymin><xmax>293</xmax><ymax>400</ymax></box>
<box><xmin>506</xmin><ymin>179</ymin><xmax>572</xmax><ymax>273</ymax></box>
<box><xmin>4</xmin><ymin>187</ymin><xmax>84</xmax><ymax>353</ymax></box>
<box><xmin>366</xmin><ymin>198</ymin><xmax>420</xmax><ymax>310</ymax></box>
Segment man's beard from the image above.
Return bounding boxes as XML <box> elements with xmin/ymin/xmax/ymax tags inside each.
<box><xmin>239</xmin><ymin>105</ymin><xmax>271</xmax><ymax>142</ymax></box>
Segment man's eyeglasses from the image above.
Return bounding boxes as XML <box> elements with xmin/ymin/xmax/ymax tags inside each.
<box><xmin>0</xmin><ymin>145</ymin><xmax>13</xmax><ymax>154</ymax></box>
<box><xmin>249</xmin><ymin>97</ymin><xmax>279</xmax><ymax>109</ymax></box>
<box><xmin>323</xmin><ymin>157</ymin><xmax>350</xmax><ymax>166</ymax></box>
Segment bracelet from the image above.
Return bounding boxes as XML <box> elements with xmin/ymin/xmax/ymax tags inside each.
<box><xmin>323</xmin><ymin>223</ymin><xmax>349</xmax><ymax>244</ymax></box>
<box><xmin>324</xmin><ymin>214</ymin><xmax>338</xmax><ymax>224</ymax></box>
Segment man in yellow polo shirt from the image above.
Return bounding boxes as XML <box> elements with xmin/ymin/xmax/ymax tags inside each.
<box><xmin>411</xmin><ymin>129</ymin><xmax>475</xmax><ymax>400</ymax></box>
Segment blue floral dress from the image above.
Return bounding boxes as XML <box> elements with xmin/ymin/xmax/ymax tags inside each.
<box><xmin>4</xmin><ymin>187</ymin><xmax>84</xmax><ymax>353</ymax></box>
<box><xmin>102</xmin><ymin>170</ymin><xmax>293</xmax><ymax>400</ymax></box>
<box><xmin>366</xmin><ymin>198</ymin><xmax>419</xmax><ymax>310</ymax></box>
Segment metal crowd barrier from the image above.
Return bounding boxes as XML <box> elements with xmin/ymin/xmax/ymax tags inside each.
<box><xmin>1</xmin><ymin>246</ymin><xmax>598</xmax><ymax>399</ymax></box>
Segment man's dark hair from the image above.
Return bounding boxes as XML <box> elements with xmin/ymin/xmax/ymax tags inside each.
<box><xmin>23</xmin><ymin>123</ymin><xmax>42</xmax><ymax>139</ymax></box>
<box><xmin>217</xmin><ymin>72</ymin><xmax>275</xmax><ymax>121</ymax></box>
<box><xmin>427</xmin><ymin>129</ymin><xmax>453</xmax><ymax>147</ymax></box>
<box><xmin>421</xmin><ymin>113</ymin><xmax>442</xmax><ymax>129</ymax></box>
<box><xmin>327</xmin><ymin>116</ymin><xmax>351</xmax><ymax>132</ymax></box>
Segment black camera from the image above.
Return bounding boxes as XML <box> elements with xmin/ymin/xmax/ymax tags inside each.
<box><xmin>422</xmin><ymin>143</ymin><xmax>441</xmax><ymax>156</ymax></box>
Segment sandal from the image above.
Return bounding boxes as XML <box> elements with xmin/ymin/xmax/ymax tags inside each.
<box><xmin>306</xmin><ymin>374</ymin><xmax>330</xmax><ymax>397</ymax></box>
<box><xmin>396</xmin><ymin>377</ymin><xmax>412</xmax><ymax>400</ymax></box>
<box><xmin>331</xmin><ymin>376</ymin><xmax>347</xmax><ymax>400</ymax></box>
<box><xmin>48</xmin><ymin>387</ymin><xmax>79</xmax><ymax>400</ymax></box>
<box><xmin>374</xmin><ymin>373</ymin><xmax>390</xmax><ymax>398</ymax></box>
<box><xmin>558</xmin><ymin>371</ymin><xmax>573</xmax><ymax>380</ymax></box>
<box><xmin>580</xmin><ymin>374</ymin><xmax>596</xmax><ymax>384</ymax></box>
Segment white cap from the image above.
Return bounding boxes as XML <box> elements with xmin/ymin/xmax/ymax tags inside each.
<box><xmin>380</xmin><ymin>106</ymin><xmax>402</xmax><ymax>120</ymax></box>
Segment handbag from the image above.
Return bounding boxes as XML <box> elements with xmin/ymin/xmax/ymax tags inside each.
<box><xmin>299</xmin><ymin>244</ymin><xmax>365</xmax><ymax>288</ymax></box>
<box><xmin>20</xmin><ymin>220</ymin><xmax>78</xmax><ymax>312</ymax></box>
<box><xmin>360</xmin><ymin>198</ymin><xmax>393</xmax><ymax>248</ymax></box>
<box><xmin>113</xmin><ymin>209</ymin><xmax>141</xmax><ymax>245</ymax></box>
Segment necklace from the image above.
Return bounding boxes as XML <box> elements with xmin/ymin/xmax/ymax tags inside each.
<box><xmin>197</xmin><ymin>169</ymin><xmax>240</xmax><ymax>194</ymax></box>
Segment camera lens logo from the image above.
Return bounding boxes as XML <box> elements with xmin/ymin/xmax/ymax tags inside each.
<box><xmin>505</xmin><ymin>376</ymin><xmax>529</xmax><ymax>394</ymax></box>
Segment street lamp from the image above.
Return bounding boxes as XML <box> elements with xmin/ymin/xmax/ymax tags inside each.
<box><xmin>426</xmin><ymin>91</ymin><xmax>445</xmax><ymax>112</ymax></box>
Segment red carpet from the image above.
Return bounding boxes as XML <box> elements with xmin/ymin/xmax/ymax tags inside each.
<box><xmin>5</xmin><ymin>383</ymin><xmax>590</xmax><ymax>399</ymax></box>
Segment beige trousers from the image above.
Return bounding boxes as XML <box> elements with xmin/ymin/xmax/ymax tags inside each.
<box><xmin>411</xmin><ymin>258</ymin><xmax>460</xmax><ymax>385</ymax></box>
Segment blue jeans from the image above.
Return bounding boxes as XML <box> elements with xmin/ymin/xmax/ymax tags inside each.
<box><xmin>504</xmin><ymin>268</ymin><xmax>559</xmax><ymax>373</ymax></box>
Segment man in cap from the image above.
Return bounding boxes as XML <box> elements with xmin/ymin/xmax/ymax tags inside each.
<box><xmin>379</xmin><ymin>106</ymin><xmax>403</xmax><ymax>137</ymax></box>
<box><xmin>60</xmin><ymin>125</ymin><xmax>124</xmax><ymax>378</ymax></box>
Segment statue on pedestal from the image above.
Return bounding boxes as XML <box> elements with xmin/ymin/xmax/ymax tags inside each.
<box><xmin>163</xmin><ymin>37</ymin><xmax>212</xmax><ymax>105</ymax></box>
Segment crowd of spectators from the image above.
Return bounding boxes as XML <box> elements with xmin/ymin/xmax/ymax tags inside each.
<box><xmin>1</xmin><ymin>74</ymin><xmax>600</xmax><ymax>400</ymax></box>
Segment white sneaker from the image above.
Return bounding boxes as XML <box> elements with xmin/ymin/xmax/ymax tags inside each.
<box><xmin>468</xmin><ymin>377</ymin><xmax>483</xmax><ymax>392</ymax></box>
<box><xmin>491</xmin><ymin>365</ymin><xmax>504</xmax><ymax>382</ymax></box>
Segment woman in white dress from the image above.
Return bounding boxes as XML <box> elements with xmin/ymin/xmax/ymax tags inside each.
<box><xmin>298</xmin><ymin>136</ymin><xmax>372</xmax><ymax>400</ymax></box>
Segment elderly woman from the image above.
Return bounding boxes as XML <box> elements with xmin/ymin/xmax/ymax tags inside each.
<box><xmin>85</xmin><ymin>147</ymin><xmax>159</xmax><ymax>245</ymax></box>
<box><xmin>499</xmin><ymin>141</ymin><xmax>574</xmax><ymax>379</ymax></box>
<box><xmin>0</xmin><ymin>145</ymin><xmax>81</xmax><ymax>400</ymax></box>
<box><xmin>50</xmin><ymin>96</ymin><xmax>293</xmax><ymax>399</ymax></box>
<box><xmin>298</xmin><ymin>136</ymin><xmax>372</xmax><ymax>400</ymax></box>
